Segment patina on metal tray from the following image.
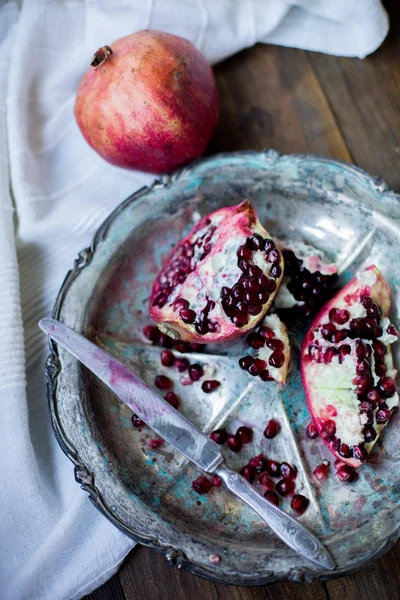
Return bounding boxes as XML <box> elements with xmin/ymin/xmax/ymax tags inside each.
<box><xmin>46</xmin><ymin>150</ymin><xmax>400</xmax><ymax>584</ymax></box>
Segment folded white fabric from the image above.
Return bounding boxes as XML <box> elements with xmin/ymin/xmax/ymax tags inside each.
<box><xmin>0</xmin><ymin>1</ymin><xmax>389</xmax><ymax>598</ymax></box>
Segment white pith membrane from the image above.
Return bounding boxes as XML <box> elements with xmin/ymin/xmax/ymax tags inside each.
<box><xmin>239</xmin><ymin>314</ymin><xmax>290</xmax><ymax>383</ymax></box>
<box><xmin>302</xmin><ymin>266</ymin><xmax>399</xmax><ymax>467</ymax></box>
<box><xmin>150</xmin><ymin>201</ymin><xmax>284</xmax><ymax>342</ymax></box>
<box><xmin>274</xmin><ymin>240</ymin><xmax>338</xmax><ymax>315</ymax></box>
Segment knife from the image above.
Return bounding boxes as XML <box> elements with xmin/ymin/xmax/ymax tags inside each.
<box><xmin>39</xmin><ymin>317</ymin><xmax>336</xmax><ymax>571</ymax></box>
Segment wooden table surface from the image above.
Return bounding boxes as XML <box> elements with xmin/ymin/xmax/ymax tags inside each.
<box><xmin>85</xmin><ymin>2</ymin><xmax>400</xmax><ymax>599</ymax></box>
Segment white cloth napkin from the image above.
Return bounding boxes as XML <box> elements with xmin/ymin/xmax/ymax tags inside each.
<box><xmin>0</xmin><ymin>1</ymin><xmax>389</xmax><ymax>598</ymax></box>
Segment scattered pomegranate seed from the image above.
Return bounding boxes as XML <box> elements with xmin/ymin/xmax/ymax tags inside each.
<box><xmin>189</xmin><ymin>363</ymin><xmax>204</xmax><ymax>381</ymax></box>
<box><xmin>149</xmin><ymin>438</ymin><xmax>164</xmax><ymax>449</ymax></box>
<box><xmin>131</xmin><ymin>414</ymin><xmax>144</xmax><ymax>427</ymax></box>
<box><xmin>336</xmin><ymin>464</ymin><xmax>359</xmax><ymax>483</ymax></box>
<box><xmin>248</xmin><ymin>358</ymin><xmax>267</xmax><ymax>376</ymax></box>
<box><xmin>239</xmin><ymin>356</ymin><xmax>254</xmax><ymax>370</ymax></box>
<box><xmin>259</xmin><ymin>326</ymin><xmax>275</xmax><ymax>340</ymax></box>
<box><xmin>306</xmin><ymin>421</ymin><xmax>319</xmax><ymax>438</ymax></box>
<box><xmin>165</xmin><ymin>391</ymin><xmax>180</xmax><ymax>410</ymax></box>
<box><xmin>313</xmin><ymin>462</ymin><xmax>329</xmax><ymax>482</ymax></box>
<box><xmin>175</xmin><ymin>357</ymin><xmax>190</xmax><ymax>372</ymax></box>
<box><xmin>246</xmin><ymin>332</ymin><xmax>265</xmax><ymax>349</ymax></box>
<box><xmin>240</xmin><ymin>464</ymin><xmax>256</xmax><ymax>483</ymax></box>
<box><xmin>276</xmin><ymin>479</ymin><xmax>295</xmax><ymax>496</ymax></box>
<box><xmin>280</xmin><ymin>462</ymin><xmax>297</xmax><ymax>480</ymax></box>
<box><xmin>159</xmin><ymin>333</ymin><xmax>174</xmax><ymax>348</ymax></box>
<box><xmin>202</xmin><ymin>380</ymin><xmax>221</xmax><ymax>393</ymax></box>
<box><xmin>259</xmin><ymin>472</ymin><xmax>275</xmax><ymax>490</ymax></box>
<box><xmin>143</xmin><ymin>325</ymin><xmax>160</xmax><ymax>344</ymax></box>
<box><xmin>174</xmin><ymin>341</ymin><xmax>191</xmax><ymax>353</ymax></box>
<box><xmin>387</xmin><ymin>324</ymin><xmax>398</xmax><ymax>337</ymax></box>
<box><xmin>227</xmin><ymin>434</ymin><xmax>242</xmax><ymax>452</ymax></box>
<box><xmin>160</xmin><ymin>349</ymin><xmax>175</xmax><ymax>367</ymax></box>
<box><xmin>192</xmin><ymin>476</ymin><xmax>213</xmax><ymax>494</ymax></box>
<box><xmin>264</xmin><ymin>419</ymin><xmax>280</xmax><ymax>439</ymax></box>
<box><xmin>249</xmin><ymin>454</ymin><xmax>267</xmax><ymax>472</ymax></box>
<box><xmin>291</xmin><ymin>494</ymin><xmax>309</xmax><ymax>515</ymax></box>
<box><xmin>236</xmin><ymin>426</ymin><xmax>253</xmax><ymax>444</ymax></box>
<box><xmin>265</xmin><ymin>459</ymin><xmax>281</xmax><ymax>477</ymax></box>
<box><xmin>209</xmin><ymin>429</ymin><xmax>227</xmax><ymax>445</ymax></box>
<box><xmin>211</xmin><ymin>475</ymin><xmax>222</xmax><ymax>487</ymax></box>
<box><xmin>155</xmin><ymin>375</ymin><xmax>173</xmax><ymax>390</ymax></box>
<box><xmin>263</xmin><ymin>490</ymin><xmax>280</xmax><ymax>506</ymax></box>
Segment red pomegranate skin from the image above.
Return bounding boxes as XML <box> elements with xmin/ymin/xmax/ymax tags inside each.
<box><xmin>74</xmin><ymin>30</ymin><xmax>219</xmax><ymax>173</ymax></box>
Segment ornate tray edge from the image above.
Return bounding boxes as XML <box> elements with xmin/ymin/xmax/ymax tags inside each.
<box><xmin>45</xmin><ymin>149</ymin><xmax>400</xmax><ymax>585</ymax></box>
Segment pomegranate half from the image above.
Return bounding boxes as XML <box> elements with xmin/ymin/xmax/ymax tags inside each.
<box><xmin>301</xmin><ymin>266</ymin><xmax>398</xmax><ymax>467</ymax></box>
<box><xmin>149</xmin><ymin>201</ymin><xmax>284</xmax><ymax>343</ymax></box>
<box><xmin>75</xmin><ymin>30</ymin><xmax>219</xmax><ymax>174</ymax></box>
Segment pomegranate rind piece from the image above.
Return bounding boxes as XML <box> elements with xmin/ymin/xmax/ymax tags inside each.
<box><xmin>301</xmin><ymin>266</ymin><xmax>398</xmax><ymax>468</ymax></box>
<box><xmin>150</xmin><ymin>201</ymin><xmax>284</xmax><ymax>343</ymax></box>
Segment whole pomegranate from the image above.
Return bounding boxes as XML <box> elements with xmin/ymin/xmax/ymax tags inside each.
<box><xmin>75</xmin><ymin>30</ymin><xmax>219</xmax><ymax>173</ymax></box>
<box><xmin>149</xmin><ymin>200</ymin><xmax>284</xmax><ymax>343</ymax></box>
<box><xmin>301</xmin><ymin>265</ymin><xmax>399</xmax><ymax>467</ymax></box>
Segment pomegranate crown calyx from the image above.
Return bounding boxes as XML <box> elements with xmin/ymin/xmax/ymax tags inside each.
<box><xmin>91</xmin><ymin>45</ymin><xmax>113</xmax><ymax>69</ymax></box>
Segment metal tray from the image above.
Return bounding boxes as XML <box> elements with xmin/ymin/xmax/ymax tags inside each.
<box><xmin>46</xmin><ymin>150</ymin><xmax>400</xmax><ymax>584</ymax></box>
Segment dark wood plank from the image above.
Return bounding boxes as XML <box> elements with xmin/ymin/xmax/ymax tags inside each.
<box><xmin>306</xmin><ymin>1</ymin><xmax>400</xmax><ymax>190</ymax></box>
<box><xmin>83</xmin><ymin>569</ymin><xmax>126</xmax><ymax>600</ymax></box>
<box><xmin>325</xmin><ymin>541</ymin><xmax>400</xmax><ymax>600</ymax></box>
<box><xmin>208</xmin><ymin>44</ymin><xmax>352</xmax><ymax>163</ymax></box>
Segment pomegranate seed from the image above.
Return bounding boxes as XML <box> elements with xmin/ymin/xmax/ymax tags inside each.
<box><xmin>155</xmin><ymin>375</ymin><xmax>173</xmax><ymax>390</ymax></box>
<box><xmin>239</xmin><ymin>355</ymin><xmax>254</xmax><ymax>370</ymax></box>
<box><xmin>363</xmin><ymin>425</ymin><xmax>377</xmax><ymax>442</ymax></box>
<box><xmin>263</xmin><ymin>238</ymin><xmax>275</xmax><ymax>252</ymax></box>
<box><xmin>270</xmin><ymin>264</ymin><xmax>282</xmax><ymax>278</ymax></box>
<box><xmin>331</xmin><ymin>329</ymin><xmax>349</xmax><ymax>343</ymax></box>
<box><xmin>175</xmin><ymin>341</ymin><xmax>190</xmax><ymax>353</ymax></box>
<box><xmin>260</xmin><ymin>369</ymin><xmax>273</xmax><ymax>381</ymax></box>
<box><xmin>249</xmin><ymin>454</ymin><xmax>267</xmax><ymax>471</ymax></box>
<box><xmin>375</xmin><ymin>363</ymin><xmax>387</xmax><ymax>377</ymax></box>
<box><xmin>259</xmin><ymin>326</ymin><xmax>275</xmax><ymax>339</ymax></box>
<box><xmin>266</xmin><ymin>248</ymin><xmax>279</xmax><ymax>263</ymax></box>
<box><xmin>320</xmin><ymin>419</ymin><xmax>336</xmax><ymax>440</ymax></box>
<box><xmin>373</xmin><ymin>340</ymin><xmax>386</xmax><ymax>356</ymax></box>
<box><xmin>159</xmin><ymin>333</ymin><xmax>174</xmax><ymax>348</ymax></box>
<box><xmin>247</xmin><ymin>303</ymin><xmax>263</xmax><ymax>316</ymax></box>
<box><xmin>313</xmin><ymin>463</ymin><xmax>329</xmax><ymax>482</ymax></box>
<box><xmin>306</xmin><ymin>421</ymin><xmax>319</xmax><ymax>438</ymax></box>
<box><xmin>259</xmin><ymin>472</ymin><xmax>275</xmax><ymax>490</ymax></box>
<box><xmin>160</xmin><ymin>350</ymin><xmax>175</xmax><ymax>367</ymax></box>
<box><xmin>366</xmin><ymin>389</ymin><xmax>380</xmax><ymax>403</ymax></box>
<box><xmin>379</xmin><ymin>377</ymin><xmax>396</xmax><ymax>397</ymax></box>
<box><xmin>387</xmin><ymin>324</ymin><xmax>398</xmax><ymax>337</ymax></box>
<box><xmin>352</xmin><ymin>375</ymin><xmax>374</xmax><ymax>394</ymax></box>
<box><xmin>264</xmin><ymin>419</ymin><xmax>280</xmax><ymax>439</ymax></box>
<box><xmin>336</xmin><ymin>465</ymin><xmax>359</xmax><ymax>483</ymax></box>
<box><xmin>227</xmin><ymin>434</ymin><xmax>242</xmax><ymax>452</ymax></box>
<box><xmin>211</xmin><ymin>475</ymin><xmax>222</xmax><ymax>487</ymax></box>
<box><xmin>324</xmin><ymin>347</ymin><xmax>339</xmax><ymax>363</ymax></box>
<box><xmin>308</xmin><ymin>345</ymin><xmax>321</xmax><ymax>361</ymax></box>
<box><xmin>355</xmin><ymin>340</ymin><xmax>369</xmax><ymax>358</ymax></box>
<box><xmin>276</xmin><ymin>479</ymin><xmax>295</xmax><ymax>496</ymax></box>
<box><xmin>210</xmin><ymin>428</ymin><xmax>227</xmax><ymax>445</ymax></box>
<box><xmin>376</xmin><ymin>408</ymin><xmax>391</xmax><ymax>422</ymax></box>
<box><xmin>356</xmin><ymin>359</ymin><xmax>371</xmax><ymax>375</ymax></box>
<box><xmin>352</xmin><ymin>444</ymin><xmax>368</xmax><ymax>462</ymax></box>
<box><xmin>165</xmin><ymin>391</ymin><xmax>180</xmax><ymax>409</ymax></box>
<box><xmin>131</xmin><ymin>414</ymin><xmax>144</xmax><ymax>427</ymax></box>
<box><xmin>321</xmin><ymin>322</ymin><xmax>336</xmax><ymax>339</ymax></box>
<box><xmin>202</xmin><ymin>380</ymin><xmax>220</xmax><ymax>393</ymax></box>
<box><xmin>280</xmin><ymin>462</ymin><xmax>297</xmax><ymax>480</ymax></box>
<box><xmin>331</xmin><ymin>436</ymin><xmax>340</xmax><ymax>451</ymax></box>
<box><xmin>175</xmin><ymin>357</ymin><xmax>189</xmax><ymax>372</ymax></box>
<box><xmin>266</xmin><ymin>338</ymin><xmax>284</xmax><ymax>351</ymax></box>
<box><xmin>291</xmin><ymin>494</ymin><xmax>309</xmax><ymax>515</ymax></box>
<box><xmin>149</xmin><ymin>438</ymin><xmax>164</xmax><ymax>449</ymax></box>
<box><xmin>180</xmin><ymin>308</ymin><xmax>196</xmax><ymax>324</ymax></box>
<box><xmin>237</xmin><ymin>426</ymin><xmax>253</xmax><ymax>444</ymax></box>
<box><xmin>143</xmin><ymin>325</ymin><xmax>160</xmax><ymax>344</ymax></box>
<box><xmin>248</xmin><ymin>358</ymin><xmax>267</xmax><ymax>376</ymax></box>
<box><xmin>238</xmin><ymin>259</ymin><xmax>251</xmax><ymax>273</ymax></box>
<box><xmin>240</xmin><ymin>464</ymin><xmax>256</xmax><ymax>483</ymax></box>
<box><xmin>189</xmin><ymin>364</ymin><xmax>204</xmax><ymax>381</ymax></box>
<box><xmin>339</xmin><ymin>344</ymin><xmax>351</xmax><ymax>362</ymax></box>
<box><xmin>265</xmin><ymin>459</ymin><xmax>281</xmax><ymax>477</ymax></box>
<box><xmin>269</xmin><ymin>351</ymin><xmax>285</xmax><ymax>368</ymax></box>
<box><xmin>246</xmin><ymin>332</ymin><xmax>265</xmax><ymax>348</ymax></box>
<box><xmin>360</xmin><ymin>295</ymin><xmax>373</xmax><ymax>308</ymax></box>
<box><xmin>233</xmin><ymin>314</ymin><xmax>248</xmax><ymax>327</ymax></box>
<box><xmin>329</xmin><ymin>308</ymin><xmax>350</xmax><ymax>324</ymax></box>
<box><xmin>189</xmin><ymin>343</ymin><xmax>204</xmax><ymax>352</ymax></box>
<box><xmin>237</xmin><ymin>245</ymin><xmax>252</xmax><ymax>259</ymax></box>
<box><xmin>264</xmin><ymin>490</ymin><xmax>280</xmax><ymax>506</ymax></box>
<box><xmin>192</xmin><ymin>476</ymin><xmax>212</xmax><ymax>494</ymax></box>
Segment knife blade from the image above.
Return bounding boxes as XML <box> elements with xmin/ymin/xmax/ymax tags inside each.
<box><xmin>39</xmin><ymin>317</ymin><xmax>336</xmax><ymax>571</ymax></box>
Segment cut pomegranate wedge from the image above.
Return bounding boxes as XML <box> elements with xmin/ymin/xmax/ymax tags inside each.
<box><xmin>150</xmin><ymin>201</ymin><xmax>284</xmax><ymax>343</ymax></box>
<box><xmin>239</xmin><ymin>314</ymin><xmax>290</xmax><ymax>383</ymax></box>
<box><xmin>275</xmin><ymin>241</ymin><xmax>338</xmax><ymax>318</ymax></box>
<box><xmin>301</xmin><ymin>266</ymin><xmax>399</xmax><ymax>467</ymax></box>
